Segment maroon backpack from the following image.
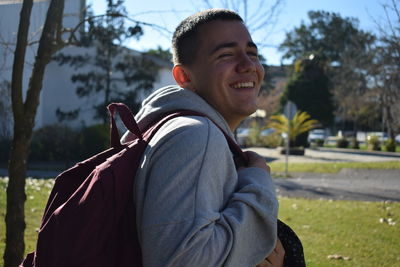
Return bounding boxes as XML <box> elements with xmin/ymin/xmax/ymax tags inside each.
<box><xmin>21</xmin><ymin>103</ymin><xmax>304</xmax><ymax>267</ymax></box>
<box><xmin>20</xmin><ymin>103</ymin><xmax>215</xmax><ymax>267</ymax></box>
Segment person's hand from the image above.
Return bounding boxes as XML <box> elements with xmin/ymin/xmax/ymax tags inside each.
<box><xmin>243</xmin><ymin>151</ymin><xmax>270</xmax><ymax>173</ymax></box>
<box><xmin>256</xmin><ymin>238</ymin><xmax>285</xmax><ymax>267</ymax></box>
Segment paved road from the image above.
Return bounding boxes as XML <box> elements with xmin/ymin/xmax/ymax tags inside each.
<box><xmin>247</xmin><ymin>147</ymin><xmax>400</xmax><ymax>202</ymax></box>
<box><xmin>273</xmin><ymin>169</ymin><xmax>400</xmax><ymax>202</ymax></box>
<box><xmin>248</xmin><ymin>147</ymin><xmax>400</xmax><ymax>163</ymax></box>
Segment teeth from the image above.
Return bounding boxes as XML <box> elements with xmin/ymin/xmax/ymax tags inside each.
<box><xmin>232</xmin><ymin>82</ymin><xmax>254</xmax><ymax>88</ymax></box>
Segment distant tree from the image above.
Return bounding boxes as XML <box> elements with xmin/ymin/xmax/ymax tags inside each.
<box><xmin>55</xmin><ymin>0</ymin><xmax>158</xmax><ymax>123</ymax></box>
<box><xmin>280</xmin><ymin>57</ymin><xmax>334</xmax><ymax>128</ymax></box>
<box><xmin>257</xmin><ymin>65</ymin><xmax>288</xmax><ymax>119</ymax></box>
<box><xmin>279</xmin><ymin>10</ymin><xmax>377</xmax><ymax>133</ymax></box>
<box><xmin>114</xmin><ymin>50</ymin><xmax>160</xmax><ymax>114</ymax></box>
<box><xmin>145</xmin><ymin>46</ymin><xmax>172</xmax><ymax>62</ymax></box>
<box><xmin>258</xmin><ymin>54</ymin><xmax>275</xmax><ymax>92</ymax></box>
<box><xmin>332</xmin><ymin>31</ymin><xmax>377</xmax><ymax>134</ymax></box>
<box><xmin>370</xmin><ymin>0</ymin><xmax>400</xmax><ymax>145</ymax></box>
<box><xmin>279</xmin><ymin>10</ymin><xmax>375</xmax><ymax>64</ymax></box>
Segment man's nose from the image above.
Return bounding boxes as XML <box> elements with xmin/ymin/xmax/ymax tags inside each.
<box><xmin>236</xmin><ymin>53</ymin><xmax>257</xmax><ymax>73</ymax></box>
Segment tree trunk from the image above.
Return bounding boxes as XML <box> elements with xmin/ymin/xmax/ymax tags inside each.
<box><xmin>5</xmin><ymin>122</ymin><xmax>31</xmax><ymax>267</ymax></box>
<box><xmin>384</xmin><ymin>105</ymin><xmax>395</xmax><ymax>141</ymax></box>
<box><xmin>4</xmin><ymin>1</ymin><xmax>33</xmax><ymax>266</ymax></box>
<box><xmin>4</xmin><ymin>0</ymin><xmax>65</xmax><ymax>266</ymax></box>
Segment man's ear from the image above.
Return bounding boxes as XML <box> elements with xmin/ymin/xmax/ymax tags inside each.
<box><xmin>173</xmin><ymin>65</ymin><xmax>195</xmax><ymax>91</ymax></box>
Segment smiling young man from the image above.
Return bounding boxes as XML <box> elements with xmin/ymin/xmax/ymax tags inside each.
<box><xmin>123</xmin><ymin>9</ymin><xmax>284</xmax><ymax>267</ymax></box>
<box><xmin>173</xmin><ymin>18</ymin><xmax>264</xmax><ymax>130</ymax></box>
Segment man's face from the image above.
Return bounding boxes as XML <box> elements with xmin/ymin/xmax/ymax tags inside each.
<box><xmin>186</xmin><ymin>20</ymin><xmax>265</xmax><ymax>129</ymax></box>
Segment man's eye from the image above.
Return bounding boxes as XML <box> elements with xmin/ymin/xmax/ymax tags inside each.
<box><xmin>218</xmin><ymin>53</ymin><xmax>233</xmax><ymax>59</ymax></box>
<box><xmin>248</xmin><ymin>52</ymin><xmax>259</xmax><ymax>58</ymax></box>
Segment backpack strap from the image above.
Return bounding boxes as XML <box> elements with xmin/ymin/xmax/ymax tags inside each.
<box><xmin>109</xmin><ymin>104</ymin><xmax>248</xmax><ymax>166</ymax></box>
<box><xmin>107</xmin><ymin>103</ymin><xmax>143</xmax><ymax>148</ymax></box>
<box><xmin>142</xmin><ymin>109</ymin><xmax>249</xmax><ymax>167</ymax></box>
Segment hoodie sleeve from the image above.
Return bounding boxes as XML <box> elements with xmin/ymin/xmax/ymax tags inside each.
<box><xmin>137</xmin><ymin>116</ymin><xmax>278</xmax><ymax>267</ymax></box>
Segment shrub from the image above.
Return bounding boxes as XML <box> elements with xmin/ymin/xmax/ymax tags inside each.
<box><xmin>384</xmin><ymin>138</ymin><xmax>396</xmax><ymax>152</ymax></box>
<box><xmin>245</xmin><ymin>123</ymin><xmax>262</xmax><ymax>147</ymax></box>
<box><xmin>30</xmin><ymin>124</ymin><xmax>79</xmax><ymax>162</ymax></box>
<box><xmin>337</xmin><ymin>138</ymin><xmax>349</xmax><ymax>148</ymax></box>
<box><xmin>350</xmin><ymin>137</ymin><xmax>359</xmax><ymax>149</ymax></box>
<box><xmin>243</xmin><ymin>122</ymin><xmax>283</xmax><ymax>148</ymax></box>
<box><xmin>29</xmin><ymin>123</ymin><xmax>110</xmax><ymax>163</ymax></box>
<box><xmin>315</xmin><ymin>139</ymin><xmax>324</xmax><ymax>147</ymax></box>
<box><xmin>77</xmin><ymin>124</ymin><xmax>109</xmax><ymax>158</ymax></box>
<box><xmin>0</xmin><ymin>137</ymin><xmax>11</xmax><ymax>162</ymax></box>
<box><xmin>367</xmin><ymin>135</ymin><xmax>381</xmax><ymax>151</ymax></box>
<box><xmin>260</xmin><ymin>133</ymin><xmax>283</xmax><ymax>148</ymax></box>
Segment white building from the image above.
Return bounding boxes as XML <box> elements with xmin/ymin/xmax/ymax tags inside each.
<box><xmin>0</xmin><ymin>0</ymin><xmax>174</xmax><ymax>136</ymax></box>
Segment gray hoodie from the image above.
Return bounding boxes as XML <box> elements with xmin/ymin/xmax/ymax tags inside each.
<box><xmin>122</xmin><ymin>85</ymin><xmax>278</xmax><ymax>267</ymax></box>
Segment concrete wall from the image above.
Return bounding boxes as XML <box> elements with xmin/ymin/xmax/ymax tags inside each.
<box><xmin>40</xmin><ymin>45</ymin><xmax>174</xmax><ymax>128</ymax></box>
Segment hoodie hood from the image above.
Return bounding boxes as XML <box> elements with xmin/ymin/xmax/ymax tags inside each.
<box><xmin>123</xmin><ymin>85</ymin><xmax>236</xmax><ymax>140</ymax></box>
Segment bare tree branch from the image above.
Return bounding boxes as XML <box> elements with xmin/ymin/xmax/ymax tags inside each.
<box><xmin>198</xmin><ymin>0</ymin><xmax>285</xmax><ymax>47</ymax></box>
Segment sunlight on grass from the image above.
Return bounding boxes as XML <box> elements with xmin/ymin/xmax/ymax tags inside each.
<box><xmin>279</xmin><ymin>197</ymin><xmax>400</xmax><ymax>266</ymax></box>
<box><xmin>0</xmin><ymin>177</ymin><xmax>399</xmax><ymax>266</ymax></box>
<box><xmin>0</xmin><ymin>177</ymin><xmax>53</xmax><ymax>261</ymax></box>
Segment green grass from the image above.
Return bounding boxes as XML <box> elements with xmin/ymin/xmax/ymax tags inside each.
<box><xmin>270</xmin><ymin>161</ymin><xmax>400</xmax><ymax>174</ymax></box>
<box><xmin>0</xmin><ymin>178</ymin><xmax>53</xmax><ymax>263</ymax></box>
<box><xmin>1</xmin><ymin>178</ymin><xmax>400</xmax><ymax>266</ymax></box>
<box><xmin>279</xmin><ymin>197</ymin><xmax>400</xmax><ymax>266</ymax></box>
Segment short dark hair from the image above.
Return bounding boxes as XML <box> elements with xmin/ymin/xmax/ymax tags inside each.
<box><xmin>172</xmin><ymin>9</ymin><xmax>243</xmax><ymax>65</ymax></box>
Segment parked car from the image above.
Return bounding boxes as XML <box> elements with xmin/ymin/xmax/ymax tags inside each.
<box><xmin>308</xmin><ymin>129</ymin><xmax>326</xmax><ymax>143</ymax></box>
<box><xmin>260</xmin><ymin>128</ymin><xmax>276</xmax><ymax>137</ymax></box>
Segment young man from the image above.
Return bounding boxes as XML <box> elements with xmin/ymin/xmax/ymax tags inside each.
<box><xmin>123</xmin><ymin>9</ymin><xmax>284</xmax><ymax>267</ymax></box>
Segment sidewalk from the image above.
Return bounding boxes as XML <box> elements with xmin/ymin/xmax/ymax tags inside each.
<box><xmin>245</xmin><ymin>147</ymin><xmax>400</xmax><ymax>201</ymax></box>
<box><xmin>245</xmin><ymin>147</ymin><xmax>400</xmax><ymax>163</ymax></box>
<box><xmin>274</xmin><ymin>169</ymin><xmax>400</xmax><ymax>202</ymax></box>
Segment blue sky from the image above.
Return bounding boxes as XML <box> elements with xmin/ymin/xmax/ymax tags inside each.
<box><xmin>90</xmin><ymin>0</ymin><xmax>392</xmax><ymax>65</ymax></box>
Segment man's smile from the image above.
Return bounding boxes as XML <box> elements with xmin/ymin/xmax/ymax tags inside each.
<box><xmin>230</xmin><ymin>81</ymin><xmax>255</xmax><ymax>89</ymax></box>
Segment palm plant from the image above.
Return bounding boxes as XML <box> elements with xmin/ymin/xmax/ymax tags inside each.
<box><xmin>267</xmin><ymin>111</ymin><xmax>319</xmax><ymax>145</ymax></box>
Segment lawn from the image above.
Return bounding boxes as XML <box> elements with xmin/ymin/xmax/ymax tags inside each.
<box><xmin>0</xmin><ymin>177</ymin><xmax>399</xmax><ymax>266</ymax></box>
<box><xmin>279</xmin><ymin>197</ymin><xmax>400</xmax><ymax>266</ymax></box>
<box><xmin>0</xmin><ymin>178</ymin><xmax>54</xmax><ymax>261</ymax></box>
